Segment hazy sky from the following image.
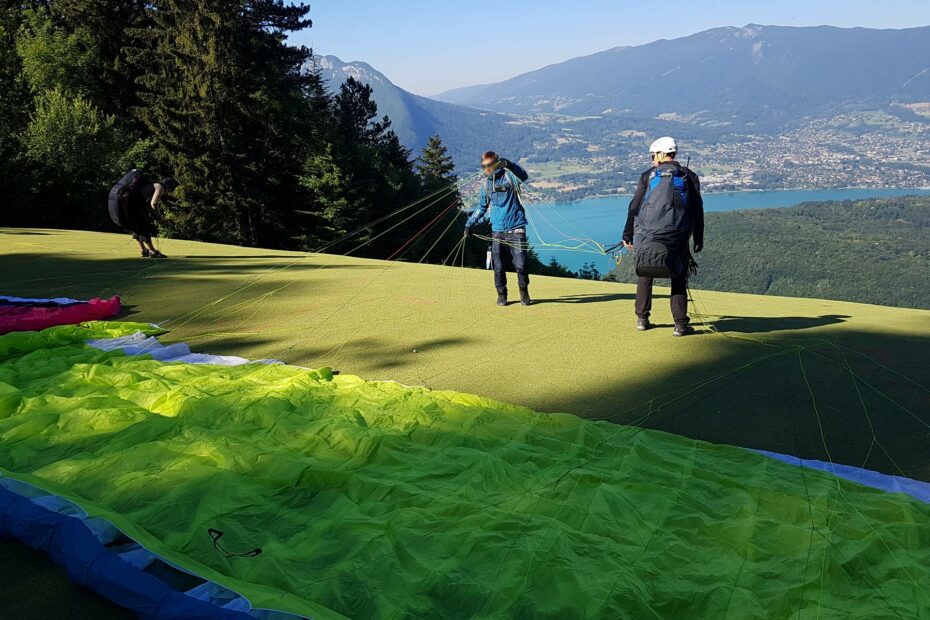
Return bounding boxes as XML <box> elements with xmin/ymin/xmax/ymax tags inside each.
<box><xmin>289</xmin><ymin>1</ymin><xmax>930</xmax><ymax>96</ymax></box>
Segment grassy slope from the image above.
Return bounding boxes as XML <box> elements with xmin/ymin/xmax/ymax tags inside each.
<box><xmin>3</xmin><ymin>227</ymin><xmax>929</xmax><ymax>479</ymax></box>
<box><xmin>2</xmin><ymin>227</ymin><xmax>930</xmax><ymax>616</ymax></box>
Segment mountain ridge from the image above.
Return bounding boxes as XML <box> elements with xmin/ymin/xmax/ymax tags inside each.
<box><xmin>434</xmin><ymin>23</ymin><xmax>930</xmax><ymax>127</ymax></box>
<box><xmin>308</xmin><ymin>54</ymin><xmax>543</xmax><ymax>166</ymax></box>
<box><xmin>308</xmin><ymin>25</ymin><xmax>930</xmax><ymax>191</ymax></box>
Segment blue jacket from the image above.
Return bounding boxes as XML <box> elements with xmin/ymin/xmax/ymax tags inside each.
<box><xmin>466</xmin><ymin>160</ymin><xmax>529</xmax><ymax>232</ymax></box>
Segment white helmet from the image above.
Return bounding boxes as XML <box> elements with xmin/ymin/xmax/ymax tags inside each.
<box><xmin>649</xmin><ymin>136</ymin><xmax>678</xmax><ymax>154</ymax></box>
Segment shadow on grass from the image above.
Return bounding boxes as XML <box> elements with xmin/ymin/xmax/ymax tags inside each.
<box><xmin>3</xmin><ymin>250</ymin><xmax>928</xmax><ymax>484</ymax></box>
<box><xmin>0</xmin><ymin>252</ymin><xmax>360</xmax><ymax>302</ymax></box>
<box><xmin>532</xmin><ymin>292</ymin><xmax>636</xmax><ymax>305</ymax></box>
<box><xmin>0</xmin><ymin>539</ymin><xmax>132</xmax><ymax>619</ymax></box>
<box><xmin>543</xmin><ymin>325</ymin><xmax>930</xmax><ymax>481</ymax></box>
<box><xmin>113</xmin><ymin>304</ymin><xmax>140</xmax><ymax>319</ymax></box>
<box><xmin>180</xmin><ymin>255</ymin><xmax>378</xmax><ymax>263</ymax></box>
<box><xmin>711</xmin><ymin>314</ymin><xmax>850</xmax><ymax>334</ymax></box>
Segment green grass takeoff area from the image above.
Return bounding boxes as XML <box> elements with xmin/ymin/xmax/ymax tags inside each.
<box><xmin>2</xmin><ymin>229</ymin><xmax>930</xmax><ymax>618</ymax></box>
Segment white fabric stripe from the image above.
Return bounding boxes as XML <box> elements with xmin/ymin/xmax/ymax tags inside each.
<box><xmin>86</xmin><ymin>332</ymin><xmax>280</xmax><ymax>366</ymax></box>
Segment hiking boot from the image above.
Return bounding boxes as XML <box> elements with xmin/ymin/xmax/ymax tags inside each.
<box><xmin>496</xmin><ymin>290</ymin><xmax>508</xmax><ymax>306</ymax></box>
<box><xmin>519</xmin><ymin>287</ymin><xmax>532</xmax><ymax>306</ymax></box>
<box><xmin>150</xmin><ymin>250</ymin><xmax>167</xmax><ymax>259</ymax></box>
<box><xmin>636</xmin><ymin>317</ymin><xmax>651</xmax><ymax>331</ymax></box>
<box><xmin>673</xmin><ymin>324</ymin><xmax>695</xmax><ymax>337</ymax></box>
<box><xmin>141</xmin><ymin>249</ymin><xmax>151</xmax><ymax>258</ymax></box>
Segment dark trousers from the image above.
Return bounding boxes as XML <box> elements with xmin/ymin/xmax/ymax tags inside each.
<box><xmin>491</xmin><ymin>229</ymin><xmax>529</xmax><ymax>293</ymax></box>
<box><xmin>635</xmin><ymin>275</ymin><xmax>689</xmax><ymax>326</ymax></box>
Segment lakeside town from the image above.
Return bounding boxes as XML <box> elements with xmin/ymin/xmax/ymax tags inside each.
<box><xmin>524</xmin><ymin>108</ymin><xmax>930</xmax><ymax>199</ymax></box>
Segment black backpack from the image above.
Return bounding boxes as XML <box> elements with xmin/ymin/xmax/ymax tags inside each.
<box><xmin>108</xmin><ymin>169</ymin><xmax>143</xmax><ymax>228</ymax></box>
<box><xmin>634</xmin><ymin>163</ymin><xmax>692</xmax><ymax>278</ymax></box>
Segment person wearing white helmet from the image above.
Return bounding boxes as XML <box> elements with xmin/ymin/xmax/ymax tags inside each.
<box><xmin>622</xmin><ymin>137</ymin><xmax>704</xmax><ymax>336</ymax></box>
<box><xmin>648</xmin><ymin>136</ymin><xmax>679</xmax><ymax>157</ymax></box>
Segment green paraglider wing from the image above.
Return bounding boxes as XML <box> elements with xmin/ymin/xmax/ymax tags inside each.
<box><xmin>1</xmin><ymin>323</ymin><xmax>928</xmax><ymax>618</ymax></box>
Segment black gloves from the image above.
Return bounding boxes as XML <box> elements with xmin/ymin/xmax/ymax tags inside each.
<box><xmin>464</xmin><ymin>227</ymin><xmax>473</xmax><ymax>238</ymax></box>
<box><xmin>693</xmin><ymin>243</ymin><xmax>703</xmax><ymax>253</ymax></box>
<box><xmin>498</xmin><ymin>158</ymin><xmax>509</xmax><ymax>170</ymax></box>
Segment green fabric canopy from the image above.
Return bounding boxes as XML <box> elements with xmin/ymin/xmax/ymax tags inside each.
<box><xmin>1</xmin><ymin>323</ymin><xmax>928</xmax><ymax>618</ymax></box>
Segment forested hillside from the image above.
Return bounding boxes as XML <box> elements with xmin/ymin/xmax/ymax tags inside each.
<box><xmin>312</xmin><ymin>55</ymin><xmax>544</xmax><ymax>166</ymax></box>
<box><xmin>0</xmin><ymin>1</ymin><xmax>471</xmax><ymax>263</ymax></box>
<box><xmin>608</xmin><ymin>195</ymin><xmax>930</xmax><ymax>309</ymax></box>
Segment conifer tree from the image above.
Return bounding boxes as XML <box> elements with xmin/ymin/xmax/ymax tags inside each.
<box><xmin>128</xmin><ymin>0</ymin><xmax>317</xmax><ymax>246</ymax></box>
<box><xmin>409</xmin><ymin>134</ymin><xmax>466</xmax><ymax>263</ymax></box>
<box><xmin>0</xmin><ymin>4</ymin><xmax>33</xmax><ymax>222</ymax></box>
<box><xmin>416</xmin><ymin>134</ymin><xmax>457</xmax><ymax>186</ymax></box>
<box><xmin>47</xmin><ymin>0</ymin><xmax>143</xmax><ymax>119</ymax></box>
<box><xmin>302</xmin><ymin>76</ymin><xmax>420</xmax><ymax>257</ymax></box>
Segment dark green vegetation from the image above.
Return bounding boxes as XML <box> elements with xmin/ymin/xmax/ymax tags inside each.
<box><xmin>0</xmin><ymin>1</ymin><xmax>471</xmax><ymax>263</ymax></box>
<box><xmin>607</xmin><ymin>196</ymin><xmax>930</xmax><ymax>309</ymax></box>
<box><xmin>0</xmin><ymin>3</ymin><xmax>577</xmax><ymax>274</ymax></box>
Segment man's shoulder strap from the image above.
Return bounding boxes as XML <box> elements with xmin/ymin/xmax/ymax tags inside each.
<box><xmin>656</xmin><ymin>162</ymin><xmax>684</xmax><ymax>176</ymax></box>
<box><xmin>504</xmin><ymin>169</ymin><xmax>523</xmax><ymax>186</ymax></box>
<box><xmin>502</xmin><ymin>169</ymin><xmax>524</xmax><ymax>207</ymax></box>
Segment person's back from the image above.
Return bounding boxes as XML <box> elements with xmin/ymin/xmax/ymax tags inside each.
<box><xmin>121</xmin><ymin>176</ymin><xmax>177</xmax><ymax>258</ymax></box>
<box><xmin>133</xmin><ymin>181</ymin><xmax>157</xmax><ymax>208</ymax></box>
<box><xmin>634</xmin><ymin>162</ymin><xmax>692</xmax><ymax>244</ymax></box>
<box><xmin>622</xmin><ymin>137</ymin><xmax>704</xmax><ymax>336</ymax></box>
<box><xmin>125</xmin><ymin>181</ymin><xmax>157</xmax><ymax>233</ymax></box>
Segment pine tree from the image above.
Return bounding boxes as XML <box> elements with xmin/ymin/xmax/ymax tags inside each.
<box><xmin>406</xmin><ymin>134</ymin><xmax>465</xmax><ymax>263</ymax></box>
<box><xmin>0</xmin><ymin>4</ymin><xmax>33</xmax><ymax>223</ymax></box>
<box><xmin>416</xmin><ymin>135</ymin><xmax>456</xmax><ymax>186</ymax></box>
<box><xmin>127</xmin><ymin>0</ymin><xmax>316</xmax><ymax>246</ymax></box>
<box><xmin>576</xmin><ymin>261</ymin><xmax>602</xmax><ymax>280</ymax></box>
<box><xmin>302</xmin><ymin>76</ymin><xmax>420</xmax><ymax>257</ymax></box>
<box><xmin>48</xmin><ymin>0</ymin><xmax>144</xmax><ymax>120</ymax></box>
<box><xmin>334</xmin><ymin>77</ymin><xmax>384</xmax><ymax>144</ymax></box>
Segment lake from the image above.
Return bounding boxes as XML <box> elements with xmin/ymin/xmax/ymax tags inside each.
<box><xmin>524</xmin><ymin>188</ymin><xmax>930</xmax><ymax>273</ymax></box>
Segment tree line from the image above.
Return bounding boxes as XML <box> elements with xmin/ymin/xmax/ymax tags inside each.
<box><xmin>0</xmin><ymin>1</ymin><xmax>479</xmax><ymax>265</ymax></box>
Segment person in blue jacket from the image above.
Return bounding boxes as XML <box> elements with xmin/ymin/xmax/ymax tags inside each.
<box><xmin>464</xmin><ymin>151</ymin><xmax>532</xmax><ymax>306</ymax></box>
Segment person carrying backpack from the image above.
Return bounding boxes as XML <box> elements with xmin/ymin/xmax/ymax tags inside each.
<box><xmin>464</xmin><ymin>151</ymin><xmax>532</xmax><ymax>306</ymax></box>
<box><xmin>622</xmin><ymin>137</ymin><xmax>704</xmax><ymax>336</ymax></box>
<box><xmin>109</xmin><ymin>170</ymin><xmax>178</xmax><ymax>258</ymax></box>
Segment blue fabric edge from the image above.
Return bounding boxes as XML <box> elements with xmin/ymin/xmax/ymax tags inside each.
<box><xmin>0</xmin><ymin>485</ymin><xmax>253</xmax><ymax>620</ymax></box>
<box><xmin>756</xmin><ymin>450</ymin><xmax>930</xmax><ymax>504</ymax></box>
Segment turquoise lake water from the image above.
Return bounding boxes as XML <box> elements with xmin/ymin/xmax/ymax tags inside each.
<box><xmin>524</xmin><ymin>188</ymin><xmax>930</xmax><ymax>273</ymax></box>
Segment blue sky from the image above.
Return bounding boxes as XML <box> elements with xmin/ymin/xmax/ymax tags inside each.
<box><xmin>289</xmin><ymin>1</ymin><xmax>930</xmax><ymax>95</ymax></box>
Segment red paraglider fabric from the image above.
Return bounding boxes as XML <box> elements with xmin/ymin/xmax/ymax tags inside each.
<box><xmin>0</xmin><ymin>296</ymin><xmax>121</xmax><ymax>334</ymax></box>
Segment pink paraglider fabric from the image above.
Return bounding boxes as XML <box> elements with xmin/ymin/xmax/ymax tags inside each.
<box><xmin>0</xmin><ymin>296</ymin><xmax>121</xmax><ymax>334</ymax></box>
